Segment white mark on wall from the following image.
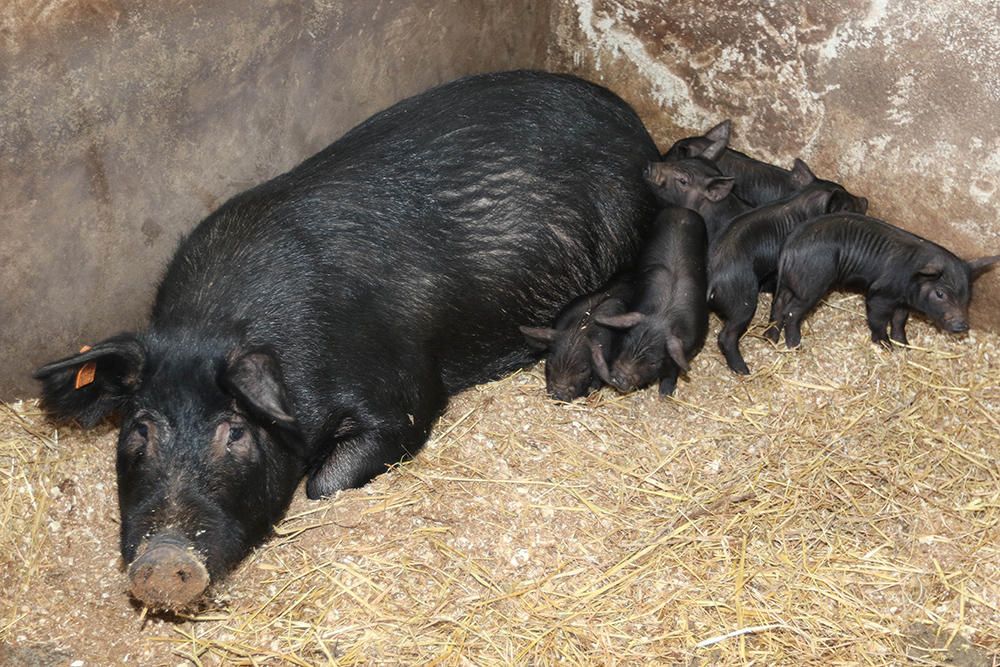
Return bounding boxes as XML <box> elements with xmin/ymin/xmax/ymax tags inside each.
<box><xmin>887</xmin><ymin>73</ymin><xmax>915</xmax><ymax>127</ymax></box>
<box><xmin>571</xmin><ymin>0</ymin><xmax>707</xmax><ymax>127</ymax></box>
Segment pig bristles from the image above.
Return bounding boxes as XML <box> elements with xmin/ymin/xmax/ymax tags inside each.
<box><xmin>4</xmin><ymin>292</ymin><xmax>1000</xmax><ymax>664</ymax></box>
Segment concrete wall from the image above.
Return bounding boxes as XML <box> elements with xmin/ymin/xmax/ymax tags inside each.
<box><xmin>5</xmin><ymin>0</ymin><xmax>999</xmax><ymax>398</ymax></box>
<box><xmin>1</xmin><ymin>0</ymin><xmax>550</xmax><ymax>398</ymax></box>
<box><xmin>548</xmin><ymin>0</ymin><xmax>1000</xmax><ymax>329</ymax></box>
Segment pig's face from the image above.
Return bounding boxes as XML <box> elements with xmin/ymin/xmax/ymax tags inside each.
<box><xmin>119</xmin><ymin>349</ymin><xmax>304</xmax><ymax>608</ymax></box>
<box><xmin>644</xmin><ymin>161</ymin><xmax>734</xmax><ymax>210</ymax></box>
<box><xmin>911</xmin><ymin>261</ymin><xmax>971</xmax><ymax>333</ymax></box>
<box><xmin>609</xmin><ymin>325</ymin><xmax>665</xmax><ymax>393</ymax></box>
<box><xmin>910</xmin><ymin>268</ymin><xmax>969</xmax><ymax>333</ymax></box>
<box><xmin>33</xmin><ymin>339</ymin><xmax>304</xmax><ymax>609</ymax></box>
<box><xmin>545</xmin><ymin>338</ymin><xmax>594</xmax><ymax>402</ymax></box>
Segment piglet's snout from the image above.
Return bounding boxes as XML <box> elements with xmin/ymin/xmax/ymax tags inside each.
<box><xmin>946</xmin><ymin>319</ymin><xmax>969</xmax><ymax>333</ymax></box>
<box><xmin>127</xmin><ymin>532</ymin><xmax>209</xmax><ymax>608</ymax></box>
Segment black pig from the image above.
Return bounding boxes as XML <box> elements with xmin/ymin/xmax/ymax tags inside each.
<box><xmin>34</xmin><ymin>71</ymin><xmax>660</xmax><ymax>609</ymax></box>
<box><xmin>520</xmin><ymin>277</ymin><xmax>633</xmax><ymax>402</ymax></box>
<box><xmin>708</xmin><ymin>162</ymin><xmax>869</xmax><ymax>374</ymax></box>
<box><xmin>662</xmin><ymin>120</ymin><xmax>811</xmax><ymax>206</ymax></box>
<box><xmin>644</xmin><ymin>140</ymin><xmax>751</xmax><ymax>242</ymax></box>
<box><xmin>763</xmin><ymin>213</ymin><xmax>1000</xmax><ymax>348</ymax></box>
<box><xmin>592</xmin><ymin>207</ymin><xmax>709</xmax><ymax>396</ymax></box>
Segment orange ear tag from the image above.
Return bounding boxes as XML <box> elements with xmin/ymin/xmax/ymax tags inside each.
<box><xmin>75</xmin><ymin>344</ymin><xmax>97</xmax><ymax>389</ymax></box>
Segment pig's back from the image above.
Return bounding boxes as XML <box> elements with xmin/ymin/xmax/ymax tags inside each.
<box><xmin>153</xmin><ymin>71</ymin><xmax>659</xmax><ymax>392</ymax></box>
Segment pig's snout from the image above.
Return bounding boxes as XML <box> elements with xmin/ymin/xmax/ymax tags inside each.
<box><xmin>609</xmin><ymin>371</ymin><xmax>635</xmax><ymax>394</ymax></box>
<box><xmin>127</xmin><ymin>533</ymin><xmax>209</xmax><ymax>608</ymax></box>
<box><xmin>549</xmin><ymin>386</ymin><xmax>576</xmax><ymax>403</ymax></box>
<box><xmin>945</xmin><ymin>319</ymin><xmax>969</xmax><ymax>334</ymax></box>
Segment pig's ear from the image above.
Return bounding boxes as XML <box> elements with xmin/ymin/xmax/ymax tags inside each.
<box><xmin>665</xmin><ymin>336</ymin><xmax>690</xmax><ymax>373</ymax></box>
<box><xmin>915</xmin><ymin>258</ymin><xmax>945</xmax><ymax>280</ymax></box>
<box><xmin>789</xmin><ymin>159</ymin><xmax>816</xmax><ymax>188</ymax></box>
<box><xmin>704</xmin><ymin>120</ymin><xmax>732</xmax><ymax>142</ymax></box>
<box><xmin>704</xmin><ymin>176</ymin><xmax>735</xmax><ymax>203</ymax></box>
<box><xmin>33</xmin><ymin>334</ymin><xmax>145</xmax><ymax>428</ymax></box>
<box><xmin>697</xmin><ymin>138</ymin><xmax>728</xmax><ymax>162</ymax></box>
<box><xmin>223</xmin><ymin>348</ymin><xmax>298</xmax><ymax>429</ymax></box>
<box><xmin>589</xmin><ymin>340</ymin><xmax>612</xmax><ymax>385</ymax></box>
<box><xmin>595</xmin><ymin>312</ymin><xmax>645</xmax><ymax>329</ymax></box>
<box><xmin>824</xmin><ymin>189</ymin><xmax>854</xmax><ymax>214</ymax></box>
<box><xmin>968</xmin><ymin>255</ymin><xmax>1000</xmax><ymax>281</ymax></box>
<box><xmin>519</xmin><ymin>325</ymin><xmax>558</xmax><ymax>351</ymax></box>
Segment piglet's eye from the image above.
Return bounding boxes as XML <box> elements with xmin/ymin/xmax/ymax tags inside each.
<box><xmin>934</xmin><ymin>289</ymin><xmax>945</xmax><ymax>300</ymax></box>
<box><xmin>135</xmin><ymin>422</ymin><xmax>149</xmax><ymax>441</ymax></box>
<box><xmin>228</xmin><ymin>425</ymin><xmax>246</xmax><ymax>443</ymax></box>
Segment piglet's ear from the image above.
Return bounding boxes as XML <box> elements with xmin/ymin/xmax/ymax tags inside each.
<box><xmin>595</xmin><ymin>312</ymin><xmax>645</xmax><ymax>329</ymax></box>
<box><xmin>34</xmin><ymin>334</ymin><xmax>145</xmax><ymax>427</ymax></box>
<box><xmin>915</xmin><ymin>258</ymin><xmax>945</xmax><ymax>280</ymax></box>
<box><xmin>704</xmin><ymin>120</ymin><xmax>732</xmax><ymax>142</ymax></box>
<box><xmin>519</xmin><ymin>325</ymin><xmax>558</xmax><ymax>351</ymax></box>
<box><xmin>589</xmin><ymin>340</ymin><xmax>612</xmax><ymax>385</ymax></box>
<box><xmin>697</xmin><ymin>138</ymin><xmax>728</xmax><ymax>162</ymax></box>
<box><xmin>704</xmin><ymin>176</ymin><xmax>735</xmax><ymax>203</ymax></box>
<box><xmin>223</xmin><ymin>348</ymin><xmax>297</xmax><ymax>429</ymax></box>
<box><xmin>967</xmin><ymin>255</ymin><xmax>1000</xmax><ymax>281</ymax></box>
<box><xmin>789</xmin><ymin>159</ymin><xmax>816</xmax><ymax>188</ymax></box>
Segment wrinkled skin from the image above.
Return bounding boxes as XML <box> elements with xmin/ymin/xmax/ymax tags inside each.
<box><xmin>34</xmin><ymin>71</ymin><xmax>660</xmax><ymax>609</ymax></box>
<box><xmin>764</xmin><ymin>213</ymin><xmax>1000</xmax><ymax>349</ymax></box>
<box><xmin>593</xmin><ymin>207</ymin><xmax>709</xmax><ymax>396</ymax></box>
<box><xmin>708</xmin><ymin>162</ymin><xmax>869</xmax><ymax>374</ymax></box>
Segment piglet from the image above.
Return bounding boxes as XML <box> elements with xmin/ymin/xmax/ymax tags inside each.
<box><xmin>661</xmin><ymin>120</ymin><xmax>807</xmax><ymax>206</ymax></box>
<box><xmin>708</xmin><ymin>161</ymin><xmax>869</xmax><ymax>374</ymax></box>
<box><xmin>764</xmin><ymin>213</ymin><xmax>1000</xmax><ymax>348</ymax></box>
<box><xmin>521</xmin><ymin>277</ymin><xmax>633</xmax><ymax>402</ymax></box>
<box><xmin>592</xmin><ymin>207</ymin><xmax>709</xmax><ymax>396</ymax></box>
<box><xmin>644</xmin><ymin>139</ymin><xmax>751</xmax><ymax>242</ymax></box>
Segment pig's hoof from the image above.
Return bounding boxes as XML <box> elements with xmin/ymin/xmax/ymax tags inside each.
<box><xmin>128</xmin><ymin>537</ymin><xmax>209</xmax><ymax>609</ymax></box>
<box><xmin>727</xmin><ymin>359</ymin><xmax>750</xmax><ymax>375</ymax></box>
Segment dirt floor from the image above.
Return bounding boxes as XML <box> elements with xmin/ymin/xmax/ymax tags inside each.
<box><xmin>2</xmin><ymin>294</ymin><xmax>999</xmax><ymax>666</ymax></box>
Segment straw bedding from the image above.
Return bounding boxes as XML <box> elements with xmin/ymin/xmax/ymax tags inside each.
<box><xmin>2</xmin><ymin>294</ymin><xmax>998</xmax><ymax>665</ymax></box>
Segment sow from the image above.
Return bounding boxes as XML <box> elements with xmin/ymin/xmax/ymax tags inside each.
<box><xmin>34</xmin><ymin>71</ymin><xmax>659</xmax><ymax>608</ymax></box>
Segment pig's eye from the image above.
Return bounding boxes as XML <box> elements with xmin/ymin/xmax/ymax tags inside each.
<box><xmin>125</xmin><ymin>419</ymin><xmax>155</xmax><ymax>457</ymax></box>
<box><xmin>677</xmin><ymin>176</ymin><xmax>689</xmax><ymax>187</ymax></box>
<box><xmin>228</xmin><ymin>425</ymin><xmax>246</xmax><ymax>443</ymax></box>
<box><xmin>933</xmin><ymin>288</ymin><xmax>945</xmax><ymax>300</ymax></box>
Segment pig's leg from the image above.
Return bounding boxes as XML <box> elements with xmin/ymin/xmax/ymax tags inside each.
<box><xmin>865</xmin><ymin>295</ymin><xmax>897</xmax><ymax>347</ymax></box>
<box><xmin>778</xmin><ymin>293</ymin><xmax>820</xmax><ymax>349</ymax></box>
<box><xmin>306</xmin><ymin>364</ymin><xmax>447</xmax><ymax>499</ymax></box>
<box><xmin>717</xmin><ymin>290</ymin><xmax>758</xmax><ymax>375</ymax></box>
<box><xmin>770</xmin><ymin>262</ymin><xmax>834</xmax><ymax>348</ymax></box>
<box><xmin>763</xmin><ymin>288</ymin><xmax>792</xmax><ymax>343</ymax></box>
<box><xmin>658</xmin><ymin>361</ymin><xmax>679</xmax><ymax>396</ymax></box>
<box><xmin>889</xmin><ymin>308</ymin><xmax>909</xmax><ymax>346</ymax></box>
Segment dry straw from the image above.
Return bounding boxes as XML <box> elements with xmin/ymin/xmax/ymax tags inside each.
<box><xmin>2</xmin><ymin>294</ymin><xmax>998</xmax><ymax>665</ymax></box>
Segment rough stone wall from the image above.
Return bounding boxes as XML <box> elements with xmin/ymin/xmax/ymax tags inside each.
<box><xmin>1</xmin><ymin>0</ymin><xmax>549</xmax><ymax>398</ymax></box>
<box><xmin>548</xmin><ymin>0</ymin><xmax>1000</xmax><ymax>329</ymax></box>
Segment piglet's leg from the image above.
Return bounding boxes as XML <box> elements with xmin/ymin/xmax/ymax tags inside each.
<box><xmin>763</xmin><ymin>289</ymin><xmax>792</xmax><ymax>344</ymax></box>
<box><xmin>890</xmin><ymin>308</ymin><xmax>909</xmax><ymax>346</ymax></box>
<box><xmin>865</xmin><ymin>295</ymin><xmax>896</xmax><ymax>348</ymax></box>
<box><xmin>778</xmin><ymin>294</ymin><xmax>818</xmax><ymax>349</ymax></box>
<box><xmin>658</xmin><ymin>362</ymin><xmax>680</xmax><ymax>397</ymax></box>
<box><xmin>717</xmin><ymin>295</ymin><xmax>757</xmax><ymax>375</ymax></box>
